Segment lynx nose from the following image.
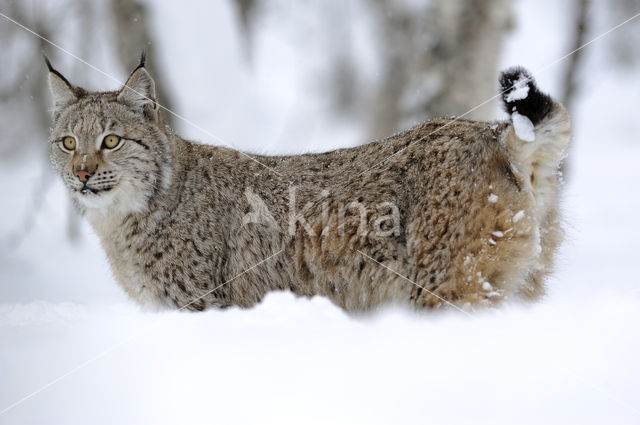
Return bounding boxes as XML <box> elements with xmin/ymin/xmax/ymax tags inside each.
<box><xmin>75</xmin><ymin>168</ymin><xmax>92</xmax><ymax>182</ymax></box>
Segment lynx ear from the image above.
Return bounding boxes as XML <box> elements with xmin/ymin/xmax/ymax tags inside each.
<box><xmin>45</xmin><ymin>56</ymin><xmax>77</xmax><ymax>113</ymax></box>
<box><xmin>117</xmin><ymin>55</ymin><xmax>158</xmax><ymax>121</ymax></box>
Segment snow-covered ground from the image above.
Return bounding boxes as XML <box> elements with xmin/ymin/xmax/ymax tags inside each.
<box><xmin>1</xmin><ymin>1</ymin><xmax>639</xmax><ymax>424</ymax></box>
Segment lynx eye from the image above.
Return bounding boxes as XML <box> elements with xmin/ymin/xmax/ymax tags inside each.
<box><xmin>62</xmin><ymin>136</ymin><xmax>76</xmax><ymax>151</ymax></box>
<box><xmin>102</xmin><ymin>134</ymin><xmax>122</xmax><ymax>150</ymax></box>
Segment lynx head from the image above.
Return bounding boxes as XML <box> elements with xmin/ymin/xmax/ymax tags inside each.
<box><xmin>46</xmin><ymin>54</ymin><xmax>172</xmax><ymax>216</ymax></box>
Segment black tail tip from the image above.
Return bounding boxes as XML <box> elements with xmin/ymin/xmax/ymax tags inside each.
<box><xmin>500</xmin><ymin>66</ymin><xmax>553</xmax><ymax>126</ymax></box>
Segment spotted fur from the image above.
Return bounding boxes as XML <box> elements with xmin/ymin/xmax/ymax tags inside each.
<box><xmin>47</xmin><ymin>60</ymin><xmax>570</xmax><ymax>313</ymax></box>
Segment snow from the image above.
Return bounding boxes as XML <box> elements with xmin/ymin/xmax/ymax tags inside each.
<box><xmin>512</xmin><ymin>111</ymin><xmax>536</xmax><ymax>141</ymax></box>
<box><xmin>505</xmin><ymin>73</ymin><xmax>531</xmax><ymax>102</ymax></box>
<box><xmin>513</xmin><ymin>210</ymin><xmax>526</xmax><ymax>223</ymax></box>
<box><xmin>2</xmin><ymin>0</ymin><xmax>640</xmax><ymax>424</ymax></box>
<box><xmin>488</xmin><ymin>193</ymin><xmax>499</xmax><ymax>203</ymax></box>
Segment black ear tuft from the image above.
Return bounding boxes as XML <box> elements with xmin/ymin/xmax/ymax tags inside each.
<box><xmin>43</xmin><ymin>54</ymin><xmax>73</xmax><ymax>87</ymax></box>
<box><xmin>45</xmin><ymin>54</ymin><xmax>78</xmax><ymax>113</ymax></box>
<box><xmin>138</xmin><ymin>50</ymin><xmax>146</xmax><ymax>69</ymax></box>
<box><xmin>43</xmin><ymin>54</ymin><xmax>54</xmax><ymax>72</ymax></box>
<box><xmin>500</xmin><ymin>66</ymin><xmax>553</xmax><ymax>126</ymax></box>
<box><xmin>117</xmin><ymin>66</ymin><xmax>157</xmax><ymax>121</ymax></box>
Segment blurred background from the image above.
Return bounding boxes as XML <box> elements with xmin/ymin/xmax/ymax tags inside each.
<box><xmin>0</xmin><ymin>0</ymin><xmax>639</xmax><ymax>424</ymax></box>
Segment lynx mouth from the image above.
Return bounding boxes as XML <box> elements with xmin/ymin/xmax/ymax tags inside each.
<box><xmin>80</xmin><ymin>185</ymin><xmax>99</xmax><ymax>195</ymax></box>
<box><xmin>78</xmin><ymin>184</ymin><xmax>114</xmax><ymax>195</ymax></box>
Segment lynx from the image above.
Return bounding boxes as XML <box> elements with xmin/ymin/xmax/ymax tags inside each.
<box><xmin>46</xmin><ymin>54</ymin><xmax>570</xmax><ymax>313</ymax></box>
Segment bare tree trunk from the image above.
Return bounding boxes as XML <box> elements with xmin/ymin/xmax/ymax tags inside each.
<box><xmin>561</xmin><ymin>0</ymin><xmax>591</xmax><ymax>113</ymax></box>
<box><xmin>233</xmin><ymin>0</ymin><xmax>258</xmax><ymax>61</ymax></box>
<box><xmin>366</xmin><ymin>0</ymin><xmax>513</xmax><ymax>139</ymax></box>
<box><xmin>560</xmin><ymin>0</ymin><xmax>591</xmax><ymax>179</ymax></box>
<box><xmin>110</xmin><ymin>0</ymin><xmax>176</xmax><ymax>128</ymax></box>
<box><xmin>366</xmin><ymin>1</ymin><xmax>413</xmax><ymax>140</ymax></box>
<box><xmin>228</xmin><ymin>1</ymin><xmax>512</xmax><ymax>141</ymax></box>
